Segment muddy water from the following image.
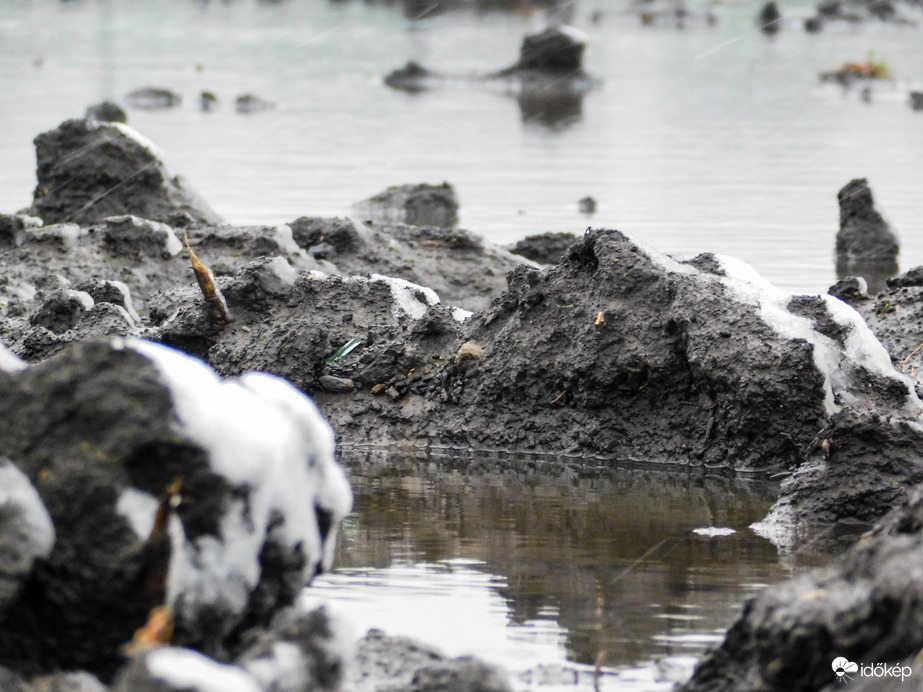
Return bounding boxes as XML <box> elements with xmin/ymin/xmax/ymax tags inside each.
<box><xmin>303</xmin><ymin>450</ymin><xmax>854</xmax><ymax>690</ymax></box>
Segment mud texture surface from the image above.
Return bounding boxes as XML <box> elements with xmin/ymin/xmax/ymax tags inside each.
<box><xmin>682</xmin><ymin>483</ymin><xmax>923</xmax><ymax>692</ymax></box>
<box><xmin>757</xmin><ymin>410</ymin><xmax>923</xmax><ymax>533</ymax></box>
<box><xmin>138</xmin><ymin>229</ymin><xmax>917</xmax><ymax>473</ymax></box>
<box><xmin>288</xmin><ymin>215</ymin><xmax>526</xmax><ymax>312</ymax></box>
<box><xmin>394</xmin><ymin>230</ymin><xmax>911</xmax><ymax>471</ymax></box>
<box><xmin>5</xmin><ymin>217</ymin><xmax>918</xmax><ymax>475</ymax></box>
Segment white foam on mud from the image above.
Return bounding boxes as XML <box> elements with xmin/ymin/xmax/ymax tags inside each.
<box><xmin>119</xmin><ymin>338</ymin><xmax>352</xmax><ymax>617</ymax></box>
<box><xmin>369</xmin><ymin>274</ymin><xmax>441</xmax><ymax>319</ymax></box>
<box><xmin>0</xmin><ymin>343</ymin><xmax>27</xmax><ymax>373</ymax></box>
<box><xmin>146</xmin><ymin>648</ymin><xmax>261</xmax><ymax>692</ymax></box>
<box><xmin>0</xmin><ymin>462</ymin><xmax>56</xmax><ymax>558</ymax></box>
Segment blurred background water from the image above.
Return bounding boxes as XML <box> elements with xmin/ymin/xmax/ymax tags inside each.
<box><xmin>1</xmin><ymin>0</ymin><xmax>922</xmax><ymax>294</ymax></box>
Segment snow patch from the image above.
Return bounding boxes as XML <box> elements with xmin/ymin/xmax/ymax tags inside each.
<box><xmin>715</xmin><ymin>255</ymin><xmax>918</xmax><ymax>415</ymax></box>
<box><xmin>453</xmin><ymin>307</ymin><xmax>473</xmax><ymax>322</ymax></box>
<box><xmin>122</xmin><ymin>339</ymin><xmax>352</xmax><ymax>617</ymax></box>
<box><xmin>0</xmin><ymin>343</ymin><xmax>27</xmax><ymax>373</ymax></box>
<box><xmin>271</xmin><ymin>224</ymin><xmax>304</xmax><ymax>256</ymax></box>
<box><xmin>145</xmin><ymin>648</ymin><xmax>261</xmax><ymax>692</ymax></box>
<box><xmin>3</xmin><ymin>281</ymin><xmax>37</xmax><ymax>303</ymax></box>
<box><xmin>242</xmin><ymin>641</ymin><xmax>308</xmax><ymax>692</ymax></box>
<box><xmin>0</xmin><ymin>462</ymin><xmax>56</xmax><ymax>558</ymax></box>
<box><xmin>43</xmin><ymin>223</ymin><xmax>83</xmax><ymax>250</ymax></box>
<box><xmin>264</xmin><ymin>256</ymin><xmax>299</xmax><ymax>289</ymax></box>
<box><xmin>115</xmin><ymin>487</ymin><xmax>159</xmax><ymax>539</ymax></box>
<box><xmin>68</xmin><ymin>290</ymin><xmax>95</xmax><ymax>312</ymax></box>
<box><xmin>105</xmin><ymin>122</ymin><xmax>173</xmax><ymax>172</ymax></box>
<box><xmin>633</xmin><ymin>231</ymin><xmax>918</xmax><ymax>416</ymax></box>
<box><xmin>369</xmin><ymin>274</ymin><xmax>440</xmax><ymax>319</ymax></box>
<box><xmin>107</xmin><ymin>280</ymin><xmax>142</xmax><ymax>323</ymax></box>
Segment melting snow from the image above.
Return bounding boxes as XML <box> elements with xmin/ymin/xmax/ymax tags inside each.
<box><xmin>146</xmin><ymin>648</ymin><xmax>261</xmax><ymax>692</ymax></box>
<box><xmin>117</xmin><ymin>338</ymin><xmax>352</xmax><ymax>618</ymax></box>
<box><xmin>0</xmin><ymin>461</ymin><xmax>56</xmax><ymax>558</ymax></box>
<box><xmin>715</xmin><ymin>255</ymin><xmax>919</xmax><ymax>415</ymax></box>
<box><xmin>369</xmin><ymin>274</ymin><xmax>440</xmax><ymax>319</ymax></box>
<box><xmin>242</xmin><ymin>641</ymin><xmax>308</xmax><ymax>692</ymax></box>
<box><xmin>632</xmin><ymin>232</ymin><xmax>918</xmax><ymax>416</ymax></box>
<box><xmin>0</xmin><ymin>343</ymin><xmax>27</xmax><ymax>373</ymax></box>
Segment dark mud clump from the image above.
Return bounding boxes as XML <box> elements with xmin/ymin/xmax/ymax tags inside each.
<box><xmin>834</xmin><ymin>178</ymin><xmax>899</xmax><ymax>289</ymax></box>
<box><xmin>29</xmin><ymin>118</ymin><xmax>221</xmax><ymax>227</ymax></box>
<box><xmin>508</xmin><ymin>231</ymin><xmax>580</xmax><ymax>264</ymax></box>
<box><xmin>353</xmin><ymin>182</ymin><xmax>459</xmax><ymax>228</ymax></box>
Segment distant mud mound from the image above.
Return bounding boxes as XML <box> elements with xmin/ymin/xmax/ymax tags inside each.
<box><xmin>30</xmin><ymin>118</ymin><xmax>222</xmax><ymax>227</ymax></box>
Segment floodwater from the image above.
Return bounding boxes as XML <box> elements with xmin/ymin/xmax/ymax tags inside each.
<box><xmin>303</xmin><ymin>450</ymin><xmax>856</xmax><ymax>690</ymax></box>
<box><xmin>1</xmin><ymin>0</ymin><xmax>922</xmax><ymax>294</ymax></box>
<box><xmin>0</xmin><ymin>1</ymin><xmax>913</xmax><ymax>686</ymax></box>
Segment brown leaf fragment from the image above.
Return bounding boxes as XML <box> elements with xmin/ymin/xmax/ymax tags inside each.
<box><xmin>184</xmin><ymin>233</ymin><xmax>232</xmax><ymax>326</ymax></box>
<box><xmin>122</xmin><ymin>605</ymin><xmax>174</xmax><ymax>656</ymax></box>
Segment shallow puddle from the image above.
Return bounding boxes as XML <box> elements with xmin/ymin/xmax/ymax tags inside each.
<box><xmin>303</xmin><ymin>448</ymin><xmax>856</xmax><ymax>691</ymax></box>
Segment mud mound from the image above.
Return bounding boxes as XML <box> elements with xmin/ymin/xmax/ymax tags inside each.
<box><xmin>755</xmin><ymin>410</ymin><xmax>923</xmax><ymax>543</ymax></box>
<box><xmin>833</xmin><ymin>266</ymin><xmax>923</xmax><ymax>390</ymax></box>
<box><xmin>288</xmin><ymin>216</ymin><xmax>527</xmax><ymax>312</ymax></box>
<box><xmin>412</xmin><ymin>230</ymin><xmax>914</xmax><ymax>471</ymax></box>
<box><xmin>29</xmin><ymin>118</ymin><xmax>221</xmax><ymax>226</ymax></box>
<box><xmin>834</xmin><ymin>179</ymin><xmax>899</xmax><ymax>289</ymax></box>
<box><xmin>353</xmin><ymin>183</ymin><xmax>459</xmax><ymax>228</ymax></box>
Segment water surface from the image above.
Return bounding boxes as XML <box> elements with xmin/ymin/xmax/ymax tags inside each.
<box><xmin>304</xmin><ymin>450</ymin><xmax>855</xmax><ymax>690</ymax></box>
<box><xmin>1</xmin><ymin>0</ymin><xmax>922</xmax><ymax>293</ymax></box>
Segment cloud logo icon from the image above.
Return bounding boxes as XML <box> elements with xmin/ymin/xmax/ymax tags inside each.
<box><xmin>832</xmin><ymin>657</ymin><xmax>859</xmax><ymax>678</ymax></box>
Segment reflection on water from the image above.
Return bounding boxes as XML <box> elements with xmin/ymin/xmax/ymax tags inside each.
<box><xmin>304</xmin><ymin>449</ymin><xmax>846</xmax><ymax>689</ymax></box>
